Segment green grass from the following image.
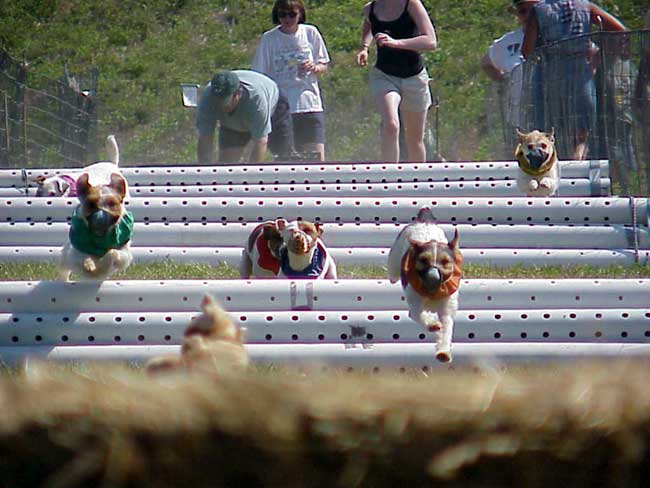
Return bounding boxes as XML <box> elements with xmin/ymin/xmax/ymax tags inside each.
<box><xmin>1</xmin><ymin>261</ymin><xmax>649</xmax><ymax>281</ymax></box>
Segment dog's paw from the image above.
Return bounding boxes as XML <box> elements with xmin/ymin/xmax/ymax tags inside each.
<box><xmin>528</xmin><ymin>180</ymin><xmax>539</xmax><ymax>192</ymax></box>
<box><xmin>435</xmin><ymin>350</ymin><xmax>452</xmax><ymax>363</ymax></box>
<box><xmin>427</xmin><ymin>321</ymin><xmax>442</xmax><ymax>332</ymax></box>
<box><xmin>83</xmin><ymin>257</ymin><xmax>97</xmax><ymax>274</ymax></box>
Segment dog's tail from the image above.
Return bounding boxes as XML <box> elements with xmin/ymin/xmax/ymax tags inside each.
<box><xmin>106</xmin><ymin>135</ymin><xmax>120</xmax><ymax>165</ymax></box>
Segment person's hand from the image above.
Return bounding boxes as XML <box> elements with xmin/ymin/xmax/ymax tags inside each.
<box><xmin>299</xmin><ymin>59</ymin><xmax>314</xmax><ymax>76</ymax></box>
<box><xmin>356</xmin><ymin>46</ymin><xmax>368</xmax><ymax>66</ymax></box>
<box><xmin>375</xmin><ymin>32</ymin><xmax>399</xmax><ymax>49</ymax></box>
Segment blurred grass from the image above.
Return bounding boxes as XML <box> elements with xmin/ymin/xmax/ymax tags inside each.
<box><xmin>1</xmin><ymin>261</ymin><xmax>649</xmax><ymax>281</ymax></box>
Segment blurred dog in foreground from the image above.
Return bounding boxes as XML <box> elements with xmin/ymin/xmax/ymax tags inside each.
<box><xmin>35</xmin><ymin>135</ymin><xmax>121</xmax><ymax>197</ymax></box>
<box><xmin>146</xmin><ymin>294</ymin><xmax>249</xmax><ymax>375</ymax></box>
<box><xmin>388</xmin><ymin>207</ymin><xmax>463</xmax><ymax>363</ymax></box>
<box><xmin>515</xmin><ymin>128</ymin><xmax>559</xmax><ymax>197</ymax></box>
<box><xmin>58</xmin><ymin>136</ymin><xmax>133</xmax><ymax>282</ymax></box>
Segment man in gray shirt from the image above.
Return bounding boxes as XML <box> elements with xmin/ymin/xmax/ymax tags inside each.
<box><xmin>196</xmin><ymin>70</ymin><xmax>294</xmax><ymax>163</ymax></box>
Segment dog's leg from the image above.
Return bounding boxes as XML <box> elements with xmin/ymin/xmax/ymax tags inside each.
<box><xmin>435</xmin><ymin>315</ymin><xmax>454</xmax><ymax>363</ymax></box>
<box><xmin>239</xmin><ymin>249</ymin><xmax>252</xmax><ymax>279</ymax></box>
<box><xmin>58</xmin><ymin>268</ymin><xmax>73</xmax><ymax>282</ymax></box>
<box><xmin>83</xmin><ymin>256</ymin><xmax>99</xmax><ymax>275</ymax></box>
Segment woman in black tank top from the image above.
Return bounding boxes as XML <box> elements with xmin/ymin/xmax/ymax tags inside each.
<box><xmin>355</xmin><ymin>0</ymin><xmax>437</xmax><ymax>162</ymax></box>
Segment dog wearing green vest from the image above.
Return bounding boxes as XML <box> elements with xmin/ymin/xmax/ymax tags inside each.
<box><xmin>59</xmin><ymin>160</ymin><xmax>133</xmax><ymax>281</ymax></box>
<box><xmin>515</xmin><ymin>128</ymin><xmax>560</xmax><ymax>197</ymax></box>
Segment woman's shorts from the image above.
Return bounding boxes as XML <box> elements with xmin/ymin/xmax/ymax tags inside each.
<box><xmin>292</xmin><ymin>111</ymin><xmax>325</xmax><ymax>147</ymax></box>
<box><xmin>369</xmin><ymin>67</ymin><xmax>432</xmax><ymax>113</ymax></box>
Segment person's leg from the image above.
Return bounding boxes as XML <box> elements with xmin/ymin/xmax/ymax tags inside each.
<box><xmin>398</xmin><ymin>69</ymin><xmax>432</xmax><ymax>162</ymax></box>
<box><xmin>375</xmin><ymin>91</ymin><xmax>402</xmax><ymax>162</ymax></box>
<box><xmin>292</xmin><ymin>112</ymin><xmax>325</xmax><ymax>161</ymax></box>
<box><xmin>400</xmin><ymin>109</ymin><xmax>428</xmax><ymax>162</ymax></box>
<box><xmin>268</xmin><ymin>93</ymin><xmax>294</xmax><ymax>159</ymax></box>
<box><xmin>218</xmin><ymin>127</ymin><xmax>249</xmax><ymax>163</ymax></box>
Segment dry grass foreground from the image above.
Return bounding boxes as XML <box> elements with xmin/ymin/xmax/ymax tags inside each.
<box><xmin>0</xmin><ymin>361</ymin><xmax>650</xmax><ymax>487</ymax></box>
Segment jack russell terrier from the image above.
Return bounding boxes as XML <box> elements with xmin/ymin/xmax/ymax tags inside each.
<box><xmin>388</xmin><ymin>207</ymin><xmax>463</xmax><ymax>363</ymax></box>
<box><xmin>515</xmin><ymin>128</ymin><xmax>560</xmax><ymax>197</ymax></box>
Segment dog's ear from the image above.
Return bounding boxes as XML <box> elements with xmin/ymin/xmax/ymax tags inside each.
<box><xmin>109</xmin><ymin>173</ymin><xmax>127</xmax><ymax>200</ymax></box>
<box><xmin>515</xmin><ymin>127</ymin><xmax>526</xmax><ymax>141</ymax></box>
<box><xmin>546</xmin><ymin>127</ymin><xmax>555</xmax><ymax>143</ymax></box>
<box><xmin>314</xmin><ymin>222</ymin><xmax>323</xmax><ymax>237</ymax></box>
<box><xmin>35</xmin><ymin>175</ymin><xmax>46</xmax><ymax>185</ymax></box>
<box><xmin>201</xmin><ymin>294</ymin><xmax>215</xmax><ymax>313</ymax></box>
<box><xmin>276</xmin><ymin>218</ymin><xmax>288</xmax><ymax>231</ymax></box>
<box><xmin>449</xmin><ymin>228</ymin><xmax>460</xmax><ymax>250</ymax></box>
<box><xmin>76</xmin><ymin>173</ymin><xmax>91</xmax><ymax>198</ymax></box>
<box><xmin>236</xmin><ymin>327</ymin><xmax>247</xmax><ymax>343</ymax></box>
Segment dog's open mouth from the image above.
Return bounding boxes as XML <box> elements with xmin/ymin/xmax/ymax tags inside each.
<box><xmin>525</xmin><ymin>148</ymin><xmax>549</xmax><ymax>170</ymax></box>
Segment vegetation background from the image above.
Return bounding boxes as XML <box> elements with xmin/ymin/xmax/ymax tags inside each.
<box><xmin>0</xmin><ymin>0</ymin><xmax>645</xmax><ymax>163</ymax></box>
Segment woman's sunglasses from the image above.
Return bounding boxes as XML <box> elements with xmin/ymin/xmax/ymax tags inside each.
<box><xmin>278</xmin><ymin>11</ymin><xmax>298</xmax><ymax>18</ymax></box>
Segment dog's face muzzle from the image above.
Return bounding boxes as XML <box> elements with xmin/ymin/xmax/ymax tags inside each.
<box><xmin>88</xmin><ymin>209</ymin><xmax>118</xmax><ymax>237</ymax></box>
<box><xmin>525</xmin><ymin>148</ymin><xmax>549</xmax><ymax>170</ymax></box>
<box><xmin>419</xmin><ymin>267</ymin><xmax>443</xmax><ymax>293</ymax></box>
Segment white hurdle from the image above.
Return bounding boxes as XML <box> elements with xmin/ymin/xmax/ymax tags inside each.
<box><xmin>0</xmin><ymin>279</ymin><xmax>648</xmax><ymax>366</ymax></box>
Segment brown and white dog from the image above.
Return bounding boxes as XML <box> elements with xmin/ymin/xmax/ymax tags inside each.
<box><xmin>276</xmin><ymin>219</ymin><xmax>337</xmax><ymax>279</ymax></box>
<box><xmin>388</xmin><ymin>207</ymin><xmax>463</xmax><ymax>363</ymax></box>
<box><xmin>239</xmin><ymin>221</ymin><xmax>284</xmax><ymax>278</ymax></box>
<box><xmin>58</xmin><ymin>137</ymin><xmax>133</xmax><ymax>281</ymax></box>
<box><xmin>146</xmin><ymin>294</ymin><xmax>249</xmax><ymax>375</ymax></box>
<box><xmin>35</xmin><ymin>135</ymin><xmax>121</xmax><ymax>197</ymax></box>
<box><xmin>515</xmin><ymin>128</ymin><xmax>560</xmax><ymax>197</ymax></box>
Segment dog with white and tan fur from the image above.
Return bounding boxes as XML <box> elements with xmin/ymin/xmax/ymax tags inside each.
<box><xmin>276</xmin><ymin>219</ymin><xmax>337</xmax><ymax>279</ymax></box>
<box><xmin>239</xmin><ymin>220</ymin><xmax>284</xmax><ymax>278</ymax></box>
<box><xmin>515</xmin><ymin>128</ymin><xmax>560</xmax><ymax>197</ymax></box>
<box><xmin>145</xmin><ymin>294</ymin><xmax>249</xmax><ymax>375</ymax></box>
<box><xmin>388</xmin><ymin>207</ymin><xmax>463</xmax><ymax>363</ymax></box>
<box><xmin>58</xmin><ymin>136</ymin><xmax>133</xmax><ymax>281</ymax></box>
<box><xmin>35</xmin><ymin>135</ymin><xmax>122</xmax><ymax>197</ymax></box>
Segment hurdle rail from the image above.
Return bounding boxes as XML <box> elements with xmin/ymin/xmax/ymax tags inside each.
<box><xmin>0</xmin><ymin>279</ymin><xmax>648</xmax><ymax>366</ymax></box>
<box><xmin>0</xmin><ymin>160</ymin><xmax>609</xmax><ymax>187</ymax></box>
<box><xmin>1</xmin><ymin>196</ymin><xmax>647</xmax><ymax>225</ymax></box>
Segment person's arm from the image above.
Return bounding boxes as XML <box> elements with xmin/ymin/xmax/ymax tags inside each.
<box><xmin>590</xmin><ymin>4</ymin><xmax>626</xmax><ymax>31</ymax></box>
<box><xmin>375</xmin><ymin>0</ymin><xmax>437</xmax><ymax>51</ymax></box>
<box><xmin>250</xmin><ymin>135</ymin><xmax>269</xmax><ymax>162</ymax></box>
<box><xmin>480</xmin><ymin>52</ymin><xmax>505</xmax><ymax>81</ymax></box>
<box><xmin>197</xmin><ymin>132</ymin><xmax>215</xmax><ymax>164</ymax></box>
<box><xmin>356</xmin><ymin>2</ymin><xmax>373</xmax><ymax>67</ymax></box>
<box><xmin>521</xmin><ymin>9</ymin><xmax>538</xmax><ymax>59</ymax></box>
<box><xmin>302</xmin><ymin>27</ymin><xmax>331</xmax><ymax>76</ymax></box>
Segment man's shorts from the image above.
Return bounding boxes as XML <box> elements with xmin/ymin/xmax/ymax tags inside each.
<box><xmin>369</xmin><ymin>67</ymin><xmax>432</xmax><ymax>113</ymax></box>
<box><xmin>292</xmin><ymin>111</ymin><xmax>326</xmax><ymax>147</ymax></box>
<box><xmin>219</xmin><ymin>92</ymin><xmax>294</xmax><ymax>157</ymax></box>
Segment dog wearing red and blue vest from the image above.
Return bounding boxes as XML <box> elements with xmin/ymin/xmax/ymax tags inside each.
<box><xmin>276</xmin><ymin>219</ymin><xmax>337</xmax><ymax>279</ymax></box>
<box><xmin>388</xmin><ymin>207</ymin><xmax>463</xmax><ymax>363</ymax></box>
<box><xmin>58</xmin><ymin>142</ymin><xmax>133</xmax><ymax>281</ymax></box>
<box><xmin>240</xmin><ymin>218</ymin><xmax>337</xmax><ymax>279</ymax></box>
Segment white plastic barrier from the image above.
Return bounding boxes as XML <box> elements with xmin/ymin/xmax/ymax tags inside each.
<box><xmin>1</xmin><ymin>196</ymin><xmax>647</xmax><ymax>225</ymax></box>
<box><xmin>0</xmin><ymin>178</ymin><xmax>611</xmax><ymax>198</ymax></box>
<box><xmin>0</xmin><ymin>160</ymin><xmax>610</xmax><ymax>187</ymax></box>
<box><xmin>2</xmin><ymin>246</ymin><xmax>647</xmax><ymax>267</ymax></box>
<box><xmin>2</xmin><ymin>222</ymin><xmax>647</xmax><ymax>249</ymax></box>
<box><xmin>6</xmin><ymin>343</ymin><xmax>650</xmax><ymax>367</ymax></box>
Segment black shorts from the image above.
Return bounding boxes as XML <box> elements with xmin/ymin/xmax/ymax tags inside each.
<box><xmin>219</xmin><ymin>92</ymin><xmax>294</xmax><ymax>157</ymax></box>
<box><xmin>292</xmin><ymin>111</ymin><xmax>325</xmax><ymax>148</ymax></box>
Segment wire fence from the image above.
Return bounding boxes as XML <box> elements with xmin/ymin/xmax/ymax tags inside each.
<box><xmin>495</xmin><ymin>29</ymin><xmax>650</xmax><ymax>196</ymax></box>
<box><xmin>1</xmin><ymin>29</ymin><xmax>650</xmax><ymax>196</ymax></box>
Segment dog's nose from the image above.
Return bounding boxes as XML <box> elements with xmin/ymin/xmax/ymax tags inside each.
<box><xmin>526</xmin><ymin>149</ymin><xmax>548</xmax><ymax>169</ymax></box>
<box><xmin>420</xmin><ymin>268</ymin><xmax>442</xmax><ymax>292</ymax></box>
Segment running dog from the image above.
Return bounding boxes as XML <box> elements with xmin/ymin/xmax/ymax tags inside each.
<box><xmin>35</xmin><ymin>135</ymin><xmax>121</xmax><ymax>197</ymax></box>
<box><xmin>515</xmin><ymin>128</ymin><xmax>560</xmax><ymax>197</ymax></box>
<box><xmin>146</xmin><ymin>294</ymin><xmax>249</xmax><ymax>375</ymax></box>
<box><xmin>239</xmin><ymin>221</ymin><xmax>284</xmax><ymax>278</ymax></box>
<box><xmin>58</xmin><ymin>137</ymin><xmax>133</xmax><ymax>281</ymax></box>
<box><xmin>276</xmin><ymin>219</ymin><xmax>337</xmax><ymax>279</ymax></box>
<box><xmin>388</xmin><ymin>207</ymin><xmax>463</xmax><ymax>363</ymax></box>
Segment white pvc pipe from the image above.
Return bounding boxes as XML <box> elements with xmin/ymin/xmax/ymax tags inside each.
<box><xmin>2</xmin><ymin>221</ymin><xmax>646</xmax><ymax>249</ymax></box>
<box><xmin>0</xmin><ymin>178</ymin><xmax>611</xmax><ymax>198</ymax></box>
<box><xmin>1</xmin><ymin>279</ymin><xmax>648</xmax><ymax>313</ymax></box>
<box><xmin>3</xmin><ymin>342</ymin><xmax>650</xmax><ymax>367</ymax></box>
<box><xmin>1</xmin><ymin>309</ymin><xmax>648</xmax><ymax>345</ymax></box>
<box><xmin>1</xmin><ymin>196</ymin><xmax>646</xmax><ymax>225</ymax></box>
<box><xmin>0</xmin><ymin>160</ymin><xmax>609</xmax><ymax>187</ymax></box>
<box><xmin>2</xmin><ymin>246</ymin><xmax>647</xmax><ymax>267</ymax></box>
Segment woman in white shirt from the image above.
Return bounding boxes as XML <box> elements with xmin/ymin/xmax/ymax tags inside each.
<box><xmin>253</xmin><ymin>0</ymin><xmax>330</xmax><ymax>161</ymax></box>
